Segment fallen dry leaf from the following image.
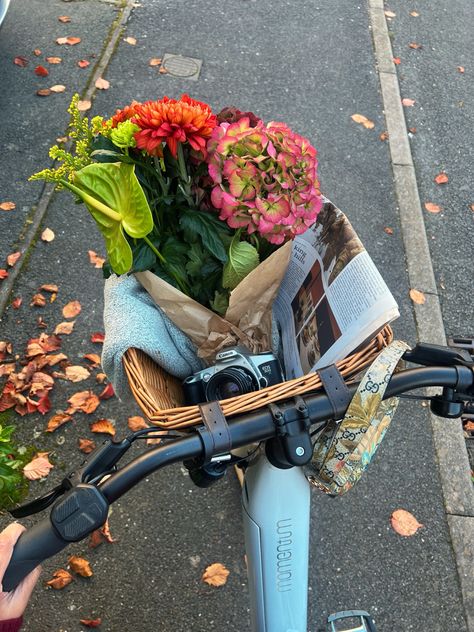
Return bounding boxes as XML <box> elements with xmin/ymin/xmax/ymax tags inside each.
<box><xmin>41</xmin><ymin>227</ymin><xmax>55</xmax><ymax>242</ymax></box>
<box><xmin>434</xmin><ymin>172</ymin><xmax>448</xmax><ymax>185</ymax></box>
<box><xmin>202</xmin><ymin>563</ymin><xmax>230</xmax><ymax>587</ymax></box>
<box><xmin>46</xmin><ymin>412</ymin><xmax>72</xmax><ymax>432</ymax></box>
<box><xmin>46</xmin><ymin>569</ymin><xmax>73</xmax><ymax>590</ymax></box>
<box><xmin>0</xmin><ymin>364</ymin><xmax>15</xmax><ymax>377</ymax></box>
<box><xmin>7</xmin><ymin>252</ymin><xmax>21</xmax><ymax>267</ymax></box>
<box><xmin>40</xmin><ymin>284</ymin><xmax>59</xmax><ymax>293</ymax></box>
<box><xmin>91</xmin><ymin>332</ymin><xmax>105</xmax><ymax>344</ymax></box>
<box><xmin>84</xmin><ymin>353</ymin><xmax>101</xmax><ymax>367</ymax></box>
<box><xmin>124</xmin><ymin>36</ymin><xmax>137</xmax><ymax>45</ymax></box>
<box><xmin>56</xmin><ymin>36</ymin><xmax>81</xmax><ymax>46</ymax></box>
<box><xmin>23</xmin><ymin>454</ymin><xmax>54</xmax><ymax>480</ymax></box>
<box><xmin>95</xmin><ymin>77</ymin><xmax>110</xmax><ymax>90</ymax></box>
<box><xmin>46</xmin><ymin>56</ymin><xmax>62</xmax><ymax>64</ymax></box>
<box><xmin>401</xmin><ymin>98</ymin><xmax>415</xmax><ymax>106</ymax></box>
<box><xmin>50</xmin><ymin>84</ymin><xmax>66</xmax><ymax>93</ymax></box>
<box><xmin>393</xmin><ymin>57</ymin><xmax>401</xmax><ymax>65</ymax></box>
<box><xmin>90</xmin><ymin>419</ymin><xmax>115</xmax><ymax>435</ymax></box>
<box><xmin>128</xmin><ymin>416</ymin><xmax>149</xmax><ymax>431</ymax></box>
<box><xmin>408</xmin><ymin>127</ymin><xmax>417</xmax><ymax>134</ymax></box>
<box><xmin>68</xmin><ymin>556</ymin><xmax>93</xmax><ymax>577</ymax></box>
<box><xmin>99</xmin><ymin>383</ymin><xmax>114</xmax><ymax>400</ymax></box>
<box><xmin>384</xmin><ymin>226</ymin><xmax>394</xmax><ymax>235</ymax></box>
<box><xmin>79</xmin><ymin>438</ymin><xmax>96</xmax><ymax>454</ymax></box>
<box><xmin>0</xmin><ymin>270</ymin><xmax>9</xmax><ymax>280</ymax></box>
<box><xmin>470</xmin><ymin>204</ymin><xmax>474</xmax><ymax>212</ymax></box>
<box><xmin>56</xmin><ymin>135</ymin><xmax>68</xmax><ymax>143</ymax></box>
<box><xmin>149</xmin><ymin>58</ymin><xmax>162</xmax><ymax>66</ymax></box>
<box><xmin>351</xmin><ymin>113</ymin><xmax>375</xmax><ymax>129</ymax></box>
<box><xmin>88</xmin><ymin>250</ymin><xmax>105</xmax><ymax>268</ymax></box>
<box><xmin>63</xmin><ymin>300</ymin><xmax>81</xmax><ymax>318</ymax></box>
<box><xmin>65</xmin><ymin>365</ymin><xmax>90</xmax><ymax>382</ymax></box>
<box><xmin>390</xmin><ymin>509</ymin><xmax>423</xmax><ymax>536</ymax></box>
<box><xmin>425</xmin><ymin>202</ymin><xmax>442</xmax><ymax>213</ymax></box>
<box><xmin>58</xmin><ymin>15</ymin><xmax>71</xmax><ymax>23</ymax></box>
<box><xmin>410</xmin><ymin>10</ymin><xmax>419</xmax><ymax>16</ymax></box>
<box><xmin>77</xmin><ymin>99</ymin><xmax>92</xmax><ymax>112</ymax></box>
<box><xmin>457</xmin><ymin>66</ymin><xmax>465</xmax><ymax>74</ymax></box>
<box><xmin>96</xmin><ymin>372</ymin><xmax>107</xmax><ymax>383</ymax></box>
<box><xmin>408</xmin><ymin>42</ymin><xmax>422</xmax><ymax>49</ymax></box>
<box><xmin>79</xmin><ymin>619</ymin><xmax>102</xmax><ymax>628</ymax></box>
<box><xmin>159</xmin><ymin>67</ymin><xmax>168</xmax><ymax>74</ymax></box>
<box><xmin>409</xmin><ymin>288</ymin><xmax>426</xmax><ymax>305</ymax></box>
<box><xmin>14</xmin><ymin>56</ymin><xmax>28</xmax><ymax>67</ymax></box>
<box><xmin>36</xmin><ymin>89</ymin><xmax>52</xmax><ymax>97</ymax></box>
<box><xmin>0</xmin><ymin>201</ymin><xmax>16</xmax><ymax>211</ymax></box>
<box><xmin>12</xmin><ymin>297</ymin><xmax>22</xmax><ymax>309</ymax></box>
<box><xmin>34</xmin><ymin>65</ymin><xmax>49</xmax><ymax>77</ymax></box>
<box><xmin>30</xmin><ymin>293</ymin><xmax>46</xmax><ymax>307</ymax></box>
<box><xmin>33</xmin><ymin>49</ymin><xmax>41</xmax><ymax>56</ymax></box>
<box><xmin>89</xmin><ymin>519</ymin><xmax>116</xmax><ymax>548</ymax></box>
<box><xmin>67</xmin><ymin>390</ymin><xmax>100</xmax><ymax>414</ymax></box>
<box><xmin>384</xmin><ymin>10</ymin><xmax>396</xmax><ymax>17</ymax></box>
<box><xmin>77</xmin><ymin>59</ymin><xmax>90</xmax><ymax>68</ymax></box>
<box><xmin>54</xmin><ymin>321</ymin><xmax>75</xmax><ymax>335</ymax></box>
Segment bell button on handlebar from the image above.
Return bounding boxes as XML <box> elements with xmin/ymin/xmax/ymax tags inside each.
<box><xmin>51</xmin><ymin>483</ymin><xmax>109</xmax><ymax>542</ymax></box>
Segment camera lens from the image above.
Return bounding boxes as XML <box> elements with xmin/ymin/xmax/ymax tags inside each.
<box><xmin>205</xmin><ymin>367</ymin><xmax>256</xmax><ymax>401</ymax></box>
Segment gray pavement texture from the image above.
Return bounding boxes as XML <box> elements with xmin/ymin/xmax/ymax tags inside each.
<box><xmin>0</xmin><ymin>1</ymin><xmax>472</xmax><ymax>631</ymax></box>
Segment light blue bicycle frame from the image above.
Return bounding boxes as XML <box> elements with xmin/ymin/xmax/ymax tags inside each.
<box><xmin>242</xmin><ymin>450</ymin><xmax>311</xmax><ymax>632</ymax></box>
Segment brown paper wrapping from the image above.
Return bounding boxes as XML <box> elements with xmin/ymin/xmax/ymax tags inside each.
<box><xmin>135</xmin><ymin>240</ymin><xmax>291</xmax><ymax>363</ymax></box>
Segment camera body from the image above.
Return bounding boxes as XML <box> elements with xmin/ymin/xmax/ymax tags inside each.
<box><xmin>182</xmin><ymin>346</ymin><xmax>284</xmax><ymax>405</ymax></box>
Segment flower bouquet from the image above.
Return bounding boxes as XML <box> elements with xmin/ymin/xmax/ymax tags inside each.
<box><xmin>32</xmin><ymin>94</ymin><xmax>323</xmax><ymax>360</ymax></box>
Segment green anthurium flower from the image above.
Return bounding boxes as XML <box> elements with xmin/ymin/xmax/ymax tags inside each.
<box><xmin>60</xmin><ymin>162</ymin><xmax>154</xmax><ymax>274</ymax></box>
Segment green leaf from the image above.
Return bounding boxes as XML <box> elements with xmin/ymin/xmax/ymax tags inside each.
<box><xmin>210</xmin><ymin>290</ymin><xmax>229</xmax><ymax>316</ymax></box>
<box><xmin>131</xmin><ymin>240</ymin><xmax>157</xmax><ymax>272</ymax></box>
<box><xmin>180</xmin><ymin>210</ymin><xmax>229</xmax><ymax>263</ymax></box>
<box><xmin>162</xmin><ymin>237</ymin><xmax>190</xmax><ymax>291</ymax></box>
<box><xmin>70</xmin><ymin>162</ymin><xmax>153</xmax><ymax>275</ymax></box>
<box><xmin>186</xmin><ymin>242</ymin><xmax>207</xmax><ymax>278</ymax></box>
<box><xmin>222</xmin><ymin>234</ymin><xmax>260</xmax><ymax>290</ymax></box>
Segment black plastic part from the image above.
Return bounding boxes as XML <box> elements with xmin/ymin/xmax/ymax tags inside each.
<box><xmin>185</xmin><ymin>461</ymin><xmax>227</xmax><ymax>488</ymax></box>
<box><xmin>404</xmin><ymin>342</ymin><xmax>473</xmax><ymax>367</ymax></box>
<box><xmin>431</xmin><ymin>389</ymin><xmax>465</xmax><ymax>418</ymax></box>
<box><xmin>327</xmin><ymin>610</ymin><xmax>377</xmax><ymax>631</ymax></box>
<box><xmin>51</xmin><ymin>484</ymin><xmax>109</xmax><ymax>542</ymax></box>
<box><xmin>9</xmin><ymin>485</ymin><xmax>64</xmax><ymax>519</ymax></box>
<box><xmin>448</xmin><ymin>336</ymin><xmax>474</xmax><ymax>358</ymax></box>
<box><xmin>266</xmin><ymin>397</ymin><xmax>313</xmax><ymax>468</ymax></box>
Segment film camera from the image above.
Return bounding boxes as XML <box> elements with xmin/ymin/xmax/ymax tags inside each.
<box><xmin>182</xmin><ymin>346</ymin><xmax>284</xmax><ymax>405</ymax></box>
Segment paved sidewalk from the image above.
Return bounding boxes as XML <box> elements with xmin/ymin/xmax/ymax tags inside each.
<box><xmin>0</xmin><ymin>1</ymin><xmax>472</xmax><ymax>631</ymax></box>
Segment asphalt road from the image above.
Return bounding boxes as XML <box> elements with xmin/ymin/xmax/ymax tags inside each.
<box><xmin>0</xmin><ymin>1</ymin><xmax>471</xmax><ymax>631</ymax></box>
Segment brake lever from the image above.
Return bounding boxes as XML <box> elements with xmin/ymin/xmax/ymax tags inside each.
<box><xmin>9</xmin><ymin>437</ymin><xmax>132</xmax><ymax>519</ymax></box>
<box><xmin>404</xmin><ymin>342</ymin><xmax>473</xmax><ymax>367</ymax></box>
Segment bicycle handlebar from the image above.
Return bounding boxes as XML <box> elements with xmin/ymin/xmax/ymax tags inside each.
<box><xmin>3</xmin><ymin>364</ymin><xmax>473</xmax><ymax>592</ymax></box>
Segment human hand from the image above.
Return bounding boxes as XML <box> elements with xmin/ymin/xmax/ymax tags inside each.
<box><xmin>0</xmin><ymin>523</ymin><xmax>41</xmax><ymax>620</ymax></box>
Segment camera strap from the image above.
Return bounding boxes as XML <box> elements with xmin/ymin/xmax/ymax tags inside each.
<box><xmin>197</xmin><ymin>401</ymin><xmax>232</xmax><ymax>463</ymax></box>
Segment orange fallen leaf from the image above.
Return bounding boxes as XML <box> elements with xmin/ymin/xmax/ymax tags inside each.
<box><xmin>46</xmin><ymin>55</ymin><xmax>62</xmax><ymax>62</ymax></box>
<box><xmin>128</xmin><ymin>416</ymin><xmax>149</xmax><ymax>431</ymax></box>
<box><xmin>95</xmin><ymin>77</ymin><xmax>110</xmax><ymax>90</ymax></box>
<box><xmin>384</xmin><ymin>226</ymin><xmax>394</xmax><ymax>235</ymax></box>
<box><xmin>57</xmin><ymin>36</ymin><xmax>81</xmax><ymax>45</ymax></box>
<box><xmin>34</xmin><ymin>65</ymin><xmax>49</xmax><ymax>77</ymax></box>
<box><xmin>393</xmin><ymin>57</ymin><xmax>401</xmax><ymax>65</ymax></box>
<box><xmin>124</xmin><ymin>36</ymin><xmax>137</xmax><ymax>45</ymax></box>
<box><xmin>159</xmin><ymin>67</ymin><xmax>168</xmax><ymax>74</ymax></box>
<box><xmin>79</xmin><ymin>438</ymin><xmax>96</xmax><ymax>454</ymax></box>
<box><xmin>14</xmin><ymin>56</ymin><xmax>28</xmax><ymax>67</ymax></box>
<box><xmin>89</xmin><ymin>519</ymin><xmax>116</xmax><ymax>548</ymax></box>
<box><xmin>77</xmin><ymin>59</ymin><xmax>90</xmax><ymax>68</ymax></box>
<box><xmin>0</xmin><ymin>270</ymin><xmax>9</xmax><ymax>280</ymax></box>
<box><xmin>58</xmin><ymin>15</ymin><xmax>71</xmax><ymax>23</ymax></box>
<box><xmin>12</xmin><ymin>297</ymin><xmax>22</xmax><ymax>309</ymax></box>
<box><xmin>96</xmin><ymin>372</ymin><xmax>107</xmax><ymax>383</ymax></box>
<box><xmin>409</xmin><ymin>288</ymin><xmax>426</xmax><ymax>305</ymax></box>
<box><xmin>424</xmin><ymin>202</ymin><xmax>442</xmax><ymax>213</ymax></box>
<box><xmin>410</xmin><ymin>10</ymin><xmax>419</xmax><ymax>17</ymax></box>
<box><xmin>68</xmin><ymin>555</ymin><xmax>93</xmax><ymax>577</ymax></box>
<box><xmin>0</xmin><ymin>201</ymin><xmax>16</xmax><ymax>211</ymax></box>
<box><xmin>351</xmin><ymin>114</ymin><xmax>375</xmax><ymax>129</ymax></box>
<box><xmin>23</xmin><ymin>454</ymin><xmax>54</xmax><ymax>480</ymax></box>
<box><xmin>88</xmin><ymin>250</ymin><xmax>105</xmax><ymax>268</ymax></box>
<box><xmin>149</xmin><ymin>58</ymin><xmax>162</xmax><ymax>66</ymax></box>
<box><xmin>65</xmin><ymin>365</ymin><xmax>90</xmax><ymax>382</ymax></box>
<box><xmin>33</xmin><ymin>49</ymin><xmax>42</xmax><ymax>56</ymax></box>
<box><xmin>379</xmin><ymin>131</ymin><xmax>389</xmax><ymax>141</ymax></box>
<box><xmin>36</xmin><ymin>89</ymin><xmax>52</xmax><ymax>97</ymax></box>
<box><xmin>90</xmin><ymin>418</ymin><xmax>115</xmax><ymax>435</ymax></box>
<box><xmin>0</xmin><ymin>364</ymin><xmax>15</xmax><ymax>377</ymax></box>
<box><xmin>46</xmin><ymin>412</ymin><xmax>72</xmax><ymax>432</ymax></box>
<box><xmin>408</xmin><ymin>127</ymin><xmax>417</xmax><ymax>134</ymax></box>
<box><xmin>91</xmin><ymin>332</ymin><xmax>105</xmax><ymax>344</ymax></box>
<box><xmin>46</xmin><ymin>569</ymin><xmax>73</xmax><ymax>590</ymax></box>
<box><xmin>390</xmin><ymin>508</ymin><xmax>423</xmax><ymax>536</ymax></box>
<box><xmin>40</xmin><ymin>283</ymin><xmax>59</xmax><ymax>293</ymax></box>
<box><xmin>84</xmin><ymin>353</ymin><xmax>101</xmax><ymax>367</ymax></box>
<box><xmin>470</xmin><ymin>204</ymin><xmax>474</xmax><ymax>212</ymax></box>
<box><xmin>7</xmin><ymin>252</ymin><xmax>21</xmax><ymax>267</ymax></box>
<box><xmin>30</xmin><ymin>293</ymin><xmax>46</xmax><ymax>307</ymax></box>
<box><xmin>50</xmin><ymin>84</ymin><xmax>66</xmax><ymax>93</ymax></box>
<box><xmin>67</xmin><ymin>390</ymin><xmax>100</xmax><ymax>414</ymax></box>
<box><xmin>409</xmin><ymin>42</ymin><xmax>422</xmax><ymax>49</ymax></box>
<box><xmin>77</xmin><ymin>99</ymin><xmax>92</xmax><ymax>112</ymax></box>
<box><xmin>80</xmin><ymin>619</ymin><xmax>102</xmax><ymax>628</ymax></box>
<box><xmin>384</xmin><ymin>10</ymin><xmax>396</xmax><ymax>17</ymax></box>
<box><xmin>54</xmin><ymin>321</ymin><xmax>75</xmax><ymax>335</ymax></box>
<box><xmin>99</xmin><ymin>383</ymin><xmax>114</xmax><ymax>400</ymax></box>
<box><xmin>434</xmin><ymin>172</ymin><xmax>448</xmax><ymax>185</ymax></box>
<box><xmin>41</xmin><ymin>227</ymin><xmax>55</xmax><ymax>242</ymax></box>
<box><xmin>46</xmin><ymin>353</ymin><xmax>68</xmax><ymax>366</ymax></box>
<box><xmin>62</xmin><ymin>300</ymin><xmax>81</xmax><ymax>318</ymax></box>
<box><xmin>56</xmin><ymin>135</ymin><xmax>68</xmax><ymax>143</ymax></box>
<box><xmin>401</xmin><ymin>98</ymin><xmax>415</xmax><ymax>106</ymax></box>
<box><xmin>457</xmin><ymin>66</ymin><xmax>465</xmax><ymax>74</ymax></box>
<box><xmin>202</xmin><ymin>563</ymin><xmax>230</xmax><ymax>587</ymax></box>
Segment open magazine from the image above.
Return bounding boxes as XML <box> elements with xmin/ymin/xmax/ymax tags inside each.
<box><xmin>273</xmin><ymin>199</ymin><xmax>399</xmax><ymax>379</ymax></box>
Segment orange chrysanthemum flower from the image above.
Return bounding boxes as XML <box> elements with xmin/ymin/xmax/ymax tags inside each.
<box><xmin>132</xmin><ymin>94</ymin><xmax>217</xmax><ymax>158</ymax></box>
<box><xmin>109</xmin><ymin>101</ymin><xmax>141</xmax><ymax>128</ymax></box>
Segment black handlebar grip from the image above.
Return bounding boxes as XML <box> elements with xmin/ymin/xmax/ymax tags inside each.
<box><xmin>2</xmin><ymin>519</ymin><xmax>68</xmax><ymax>592</ymax></box>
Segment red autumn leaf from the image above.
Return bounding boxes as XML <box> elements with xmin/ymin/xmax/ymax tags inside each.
<box><xmin>14</xmin><ymin>56</ymin><xmax>28</xmax><ymax>67</ymax></box>
<box><xmin>408</xmin><ymin>127</ymin><xmax>417</xmax><ymax>134</ymax></box>
<box><xmin>67</xmin><ymin>390</ymin><xmax>100</xmax><ymax>414</ymax></box>
<box><xmin>46</xmin><ymin>569</ymin><xmax>74</xmax><ymax>590</ymax></box>
<box><xmin>7</xmin><ymin>252</ymin><xmax>21</xmax><ymax>267</ymax></box>
<box><xmin>434</xmin><ymin>172</ymin><xmax>449</xmax><ymax>185</ymax></box>
<box><xmin>29</xmin><ymin>371</ymin><xmax>54</xmax><ymax>395</ymax></box>
<box><xmin>62</xmin><ymin>300</ymin><xmax>81</xmax><ymax>318</ymax></box>
<box><xmin>425</xmin><ymin>202</ymin><xmax>442</xmax><ymax>213</ymax></box>
<box><xmin>34</xmin><ymin>65</ymin><xmax>49</xmax><ymax>77</ymax></box>
<box><xmin>99</xmin><ymin>383</ymin><xmax>114</xmax><ymax>400</ymax></box>
<box><xmin>91</xmin><ymin>332</ymin><xmax>105</xmax><ymax>344</ymax></box>
<box><xmin>68</xmin><ymin>555</ymin><xmax>93</xmax><ymax>577</ymax></box>
<box><xmin>80</xmin><ymin>619</ymin><xmax>102</xmax><ymax>628</ymax></box>
<box><xmin>393</xmin><ymin>57</ymin><xmax>401</xmax><ymax>65</ymax></box>
<box><xmin>390</xmin><ymin>509</ymin><xmax>424</xmax><ymax>536</ymax></box>
<box><xmin>88</xmin><ymin>250</ymin><xmax>105</xmax><ymax>268</ymax></box>
<box><xmin>384</xmin><ymin>226</ymin><xmax>394</xmax><ymax>235</ymax></box>
<box><xmin>77</xmin><ymin>59</ymin><xmax>90</xmax><ymax>68</ymax></box>
<box><xmin>23</xmin><ymin>454</ymin><xmax>54</xmax><ymax>480</ymax></box>
<box><xmin>0</xmin><ymin>270</ymin><xmax>9</xmax><ymax>280</ymax></box>
<box><xmin>37</xmin><ymin>393</ymin><xmax>52</xmax><ymax>415</ymax></box>
<box><xmin>12</xmin><ymin>297</ymin><xmax>22</xmax><ymax>309</ymax></box>
<box><xmin>79</xmin><ymin>438</ymin><xmax>96</xmax><ymax>454</ymax></box>
<box><xmin>46</xmin><ymin>412</ymin><xmax>72</xmax><ymax>432</ymax></box>
<box><xmin>90</xmin><ymin>419</ymin><xmax>115</xmax><ymax>435</ymax></box>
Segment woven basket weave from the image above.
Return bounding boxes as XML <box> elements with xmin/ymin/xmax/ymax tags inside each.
<box><xmin>123</xmin><ymin>325</ymin><xmax>393</xmax><ymax>430</ymax></box>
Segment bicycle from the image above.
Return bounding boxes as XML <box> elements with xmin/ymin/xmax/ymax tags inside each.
<box><xmin>3</xmin><ymin>341</ymin><xmax>474</xmax><ymax>632</ymax></box>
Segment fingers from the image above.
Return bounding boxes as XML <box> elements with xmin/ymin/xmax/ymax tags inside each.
<box><xmin>0</xmin><ymin>524</ymin><xmax>26</xmax><ymax>583</ymax></box>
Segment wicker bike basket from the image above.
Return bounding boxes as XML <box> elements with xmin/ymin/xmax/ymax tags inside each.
<box><xmin>123</xmin><ymin>325</ymin><xmax>393</xmax><ymax>430</ymax></box>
